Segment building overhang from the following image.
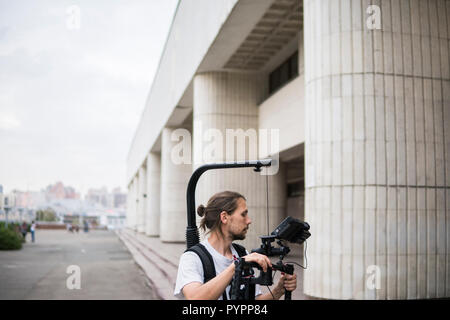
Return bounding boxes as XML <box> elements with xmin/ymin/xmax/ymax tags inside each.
<box><xmin>126</xmin><ymin>0</ymin><xmax>303</xmax><ymax>184</ymax></box>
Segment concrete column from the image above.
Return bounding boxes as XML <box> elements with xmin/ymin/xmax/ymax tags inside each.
<box><xmin>126</xmin><ymin>182</ymin><xmax>133</xmax><ymax>229</ymax></box>
<box><xmin>134</xmin><ymin>173</ymin><xmax>141</xmax><ymax>231</ymax></box>
<box><xmin>193</xmin><ymin>71</ymin><xmax>286</xmax><ymax>250</ymax></box>
<box><xmin>127</xmin><ymin>176</ymin><xmax>138</xmax><ymax>230</ymax></box>
<box><xmin>132</xmin><ymin>175</ymin><xmax>139</xmax><ymax>231</ymax></box>
<box><xmin>137</xmin><ymin>166</ymin><xmax>147</xmax><ymax>233</ymax></box>
<box><xmin>160</xmin><ymin>127</ymin><xmax>192</xmax><ymax>242</ymax></box>
<box><xmin>303</xmin><ymin>0</ymin><xmax>450</xmax><ymax>299</ymax></box>
<box><xmin>127</xmin><ymin>181</ymin><xmax>133</xmax><ymax>229</ymax></box>
<box><xmin>146</xmin><ymin>152</ymin><xmax>161</xmax><ymax>236</ymax></box>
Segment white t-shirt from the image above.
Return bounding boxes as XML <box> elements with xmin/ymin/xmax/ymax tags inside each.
<box><xmin>174</xmin><ymin>238</ymin><xmax>262</xmax><ymax>300</ymax></box>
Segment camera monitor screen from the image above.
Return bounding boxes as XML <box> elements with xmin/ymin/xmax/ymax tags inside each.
<box><xmin>271</xmin><ymin>216</ymin><xmax>310</xmax><ymax>244</ymax></box>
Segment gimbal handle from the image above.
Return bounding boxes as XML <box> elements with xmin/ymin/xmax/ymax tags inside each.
<box><xmin>270</xmin><ymin>262</ymin><xmax>294</xmax><ymax>300</ymax></box>
<box><xmin>245</xmin><ymin>260</ymin><xmax>295</xmax><ymax>300</ymax></box>
<box><xmin>276</xmin><ymin>263</ymin><xmax>294</xmax><ymax>300</ymax></box>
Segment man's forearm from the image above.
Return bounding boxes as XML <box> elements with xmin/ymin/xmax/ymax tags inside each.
<box><xmin>185</xmin><ymin>262</ymin><xmax>235</xmax><ymax>300</ymax></box>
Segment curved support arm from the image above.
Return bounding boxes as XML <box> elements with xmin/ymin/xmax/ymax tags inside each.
<box><xmin>185</xmin><ymin>159</ymin><xmax>272</xmax><ymax>249</ymax></box>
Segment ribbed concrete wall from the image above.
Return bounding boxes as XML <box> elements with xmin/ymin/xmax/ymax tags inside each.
<box><xmin>304</xmin><ymin>0</ymin><xmax>450</xmax><ymax>299</ymax></box>
<box><xmin>137</xmin><ymin>166</ymin><xmax>147</xmax><ymax>233</ymax></box>
<box><xmin>160</xmin><ymin>127</ymin><xmax>192</xmax><ymax>242</ymax></box>
<box><xmin>146</xmin><ymin>152</ymin><xmax>161</xmax><ymax>236</ymax></box>
<box><xmin>193</xmin><ymin>72</ymin><xmax>287</xmax><ymax>250</ymax></box>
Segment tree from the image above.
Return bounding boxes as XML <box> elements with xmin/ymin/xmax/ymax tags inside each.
<box><xmin>36</xmin><ymin>208</ymin><xmax>57</xmax><ymax>222</ymax></box>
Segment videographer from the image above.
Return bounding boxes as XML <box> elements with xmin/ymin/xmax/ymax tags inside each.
<box><xmin>174</xmin><ymin>191</ymin><xmax>297</xmax><ymax>300</ymax></box>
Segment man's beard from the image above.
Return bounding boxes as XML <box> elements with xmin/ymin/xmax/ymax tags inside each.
<box><xmin>231</xmin><ymin>228</ymin><xmax>247</xmax><ymax>241</ymax></box>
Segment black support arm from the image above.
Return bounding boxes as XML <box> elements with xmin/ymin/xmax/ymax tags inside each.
<box><xmin>185</xmin><ymin>159</ymin><xmax>272</xmax><ymax>249</ymax></box>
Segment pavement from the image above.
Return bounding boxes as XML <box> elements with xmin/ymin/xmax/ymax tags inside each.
<box><xmin>0</xmin><ymin>229</ymin><xmax>156</xmax><ymax>300</ymax></box>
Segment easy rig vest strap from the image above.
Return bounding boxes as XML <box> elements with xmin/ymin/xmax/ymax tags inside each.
<box><xmin>185</xmin><ymin>242</ymin><xmax>247</xmax><ymax>300</ymax></box>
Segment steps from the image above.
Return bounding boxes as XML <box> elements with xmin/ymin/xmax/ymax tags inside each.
<box><xmin>115</xmin><ymin>228</ymin><xmax>185</xmax><ymax>300</ymax></box>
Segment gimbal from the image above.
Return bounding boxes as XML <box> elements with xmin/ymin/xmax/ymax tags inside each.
<box><xmin>185</xmin><ymin>159</ymin><xmax>311</xmax><ymax>300</ymax></box>
<box><xmin>231</xmin><ymin>216</ymin><xmax>311</xmax><ymax>300</ymax></box>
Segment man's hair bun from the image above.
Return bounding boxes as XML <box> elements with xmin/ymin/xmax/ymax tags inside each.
<box><xmin>197</xmin><ymin>204</ymin><xmax>206</xmax><ymax>217</ymax></box>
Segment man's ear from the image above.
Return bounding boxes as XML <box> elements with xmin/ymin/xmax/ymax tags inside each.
<box><xmin>220</xmin><ymin>211</ymin><xmax>228</xmax><ymax>224</ymax></box>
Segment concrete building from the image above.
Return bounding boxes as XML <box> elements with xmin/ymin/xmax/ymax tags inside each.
<box><xmin>46</xmin><ymin>182</ymin><xmax>80</xmax><ymax>200</ymax></box>
<box><xmin>126</xmin><ymin>0</ymin><xmax>450</xmax><ymax>299</ymax></box>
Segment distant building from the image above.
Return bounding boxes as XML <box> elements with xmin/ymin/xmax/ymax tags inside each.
<box><xmin>111</xmin><ymin>187</ymin><xmax>126</xmax><ymax>209</ymax></box>
<box><xmin>46</xmin><ymin>182</ymin><xmax>80</xmax><ymax>200</ymax></box>
<box><xmin>86</xmin><ymin>187</ymin><xmax>126</xmax><ymax>209</ymax></box>
<box><xmin>86</xmin><ymin>187</ymin><xmax>109</xmax><ymax>207</ymax></box>
<box><xmin>0</xmin><ymin>183</ymin><xmax>126</xmax><ymax>228</ymax></box>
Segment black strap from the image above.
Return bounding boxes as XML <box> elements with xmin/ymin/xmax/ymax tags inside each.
<box><xmin>185</xmin><ymin>243</ymin><xmax>216</xmax><ymax>283</ymax></box>
<box><xmin>185</xmin><ymin>242</ymin><xmax>247</xmax><ymax>300</ymax></box>
<box><xmin>186</xmin><ymin>244</ymin><xmax>227</xmax><ymax>300</ymax></box>
<box><xmin>232</xmin><ymin>243</ymin><xmax>247</xmax><ymax>258</ymax></box>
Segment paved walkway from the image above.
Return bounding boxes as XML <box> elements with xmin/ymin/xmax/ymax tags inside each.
<box><xmin>0</xmin><ymin>229</ymin><xmax>156</xmax><ymax>300</ymax></box>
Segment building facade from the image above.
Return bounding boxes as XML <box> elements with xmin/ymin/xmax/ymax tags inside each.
<box><xmin>126</xmin><ymin>0</ymin><xmax>450</xmax><ymax>299</ymax></box>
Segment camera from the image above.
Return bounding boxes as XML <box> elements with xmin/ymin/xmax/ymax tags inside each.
<box><xmin>271</xmin><ymin>216</ymin><xmax>311</xmax><ymax>244</ymax></box>
<box><xmin>252</xmin><ymin>216</ymin><xmax>311</xmax><ymax>257</ymax></box>
<box><xmin>230</xmin><ymin>216</ymin><xmax>311</xmax><ymax>300</ymax></box>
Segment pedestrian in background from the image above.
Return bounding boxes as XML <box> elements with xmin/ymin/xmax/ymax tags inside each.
<box><xmin>30</xmin><ymin>221</ymin><xmax>36</xmax><ymax>243</ymax></box>
<box><xmin>20</xmin><ymin>222</ymin><xmax>28</xmax><ymax>241</ymax></box>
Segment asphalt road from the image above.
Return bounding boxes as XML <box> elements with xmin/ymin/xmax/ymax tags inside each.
<box><xmin>0</xmin><ymin>229</ymin><xmax>156</xmax><ymax>300</ymax></box>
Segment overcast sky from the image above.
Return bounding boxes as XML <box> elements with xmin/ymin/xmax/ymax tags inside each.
<box><xmin>0</xmin><ymin>0</ymin><xmax>179</xmax><ymax>195</ymax></box>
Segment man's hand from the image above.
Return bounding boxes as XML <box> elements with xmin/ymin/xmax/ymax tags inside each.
<box><xmin>274</xmin><ymin>272</ymin><xmax>297</xmax><ymax>295</ymax></box>
<box><xmin>242</xmin><ymin>252</ymin><xmax>272</xmax><ymax>272</ymax></box>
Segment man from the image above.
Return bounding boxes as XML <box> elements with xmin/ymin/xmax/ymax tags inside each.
<box><xmin>30</xmin><ymin>220</ymin><xmax>36</xmax><ymax>243</ymax></box>
<box><xmin>174</xmin><ymin>191</ymin><xmax>297</xmax><ymax>300</ymax></box>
